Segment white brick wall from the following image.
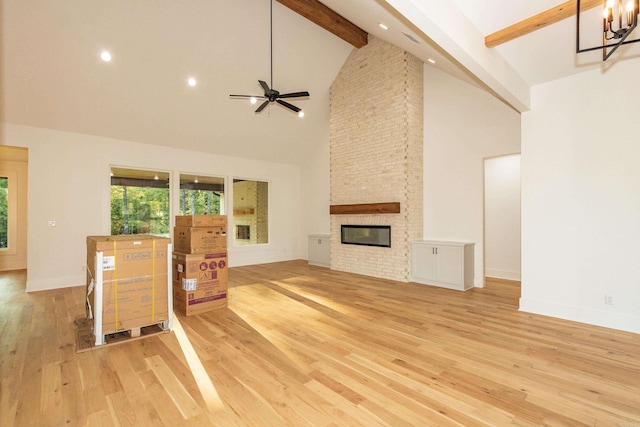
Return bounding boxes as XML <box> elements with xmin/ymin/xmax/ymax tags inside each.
<box><xmin>330</xmin><ymin>36</ymin><xmax>423</xmax><ymax>282</ymax></box>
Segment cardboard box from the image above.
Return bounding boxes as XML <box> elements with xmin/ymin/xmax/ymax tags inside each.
<box><xmin>86</xmin><ymin>235</ymin><xmax>170</xmax><ymax>334</ymax></box>
<box><xmin>172</xmin><ymin>251</ymin><xmax>228</xmax><ymax>316</ymax></box>
<box><xmin>173</xmin><ymin>285</ymin><xmax>228</xmax><ymax>316</ymax></box>
<box><xmin>174</xmin><ymin>226</ymin><xmax>227</xmax><ymax>254</ymax></box>
<box><xmin>172</xmin><ymin>251</ymin><xmax>228</xmax><ymax>287</ymax></box>
<box><xmin>175</xmin><ymin>215</ymin><xmax>227</xmax><ymax>228</ymax></box>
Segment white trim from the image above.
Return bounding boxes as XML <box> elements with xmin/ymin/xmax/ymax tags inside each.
<box><xmin>94</xmin><ymin>252</ymin><xmax>104</xmax><ymax>346</ymax></box>
<box><xmin>485</xmin><ymin>269</ymin><xmax>521</xmax><ymax>281</ymax></box>
<box><xmin>165</xmin><ymin>244</ymin><xmax>173</xmax><ymax>330</ymax></box>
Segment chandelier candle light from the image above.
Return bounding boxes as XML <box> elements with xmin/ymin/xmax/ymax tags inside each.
<box><xmin>577</xmin><ymin>0</ymin><xmax>640</xmax><ymax>60</ymax></box>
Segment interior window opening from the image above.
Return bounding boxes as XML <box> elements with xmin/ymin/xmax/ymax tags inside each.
<box><xmin>233</xmin><ymin>179</ymin><xmax>268</xmax><ymax>245</ymax></box>
<box><xmin>110</xmin><ymin>167</ymin><xmax>170</xmax><ymax>236</ymax></box>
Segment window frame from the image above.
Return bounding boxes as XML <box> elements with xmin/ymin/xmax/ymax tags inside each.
<box><xmin>178</xmin><ymin>172</ymin><xmax>226</xmax><ymax>216</ymax></box>
<box><xmin>231</xmin><ymin>177</ymin><xmax>270</xmax><ymax>247</ymax></box>
<box><xmin>109</xmin><ymin>166</ymin><xmax>172</xmax><ymax>236</ymax></box>
<box><xmin>0</xmin><ymin>170</ymin><xmax>18</xmax><ymax>255</ymax></box>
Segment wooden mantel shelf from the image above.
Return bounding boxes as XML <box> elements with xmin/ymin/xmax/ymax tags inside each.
<box><xmin>330</xmin><ymin>202</ymin><xmax>400</xmax><ymax>215</ymax></box>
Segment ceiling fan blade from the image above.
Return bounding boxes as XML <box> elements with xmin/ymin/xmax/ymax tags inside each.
<box><xmin>229</xmin><ymin>94</ymin><xmax>261</xmax><ymax>98</ymax></box>
<box><xmin>278</xmin><ymin>91</ymin><xmax>310</xmax><ymax>99</ymax></box>
<box><xmin>258</xmin><ymin>80</ymin><xmax>270</xmax><ymax>93</ymax></box>
<box><xmin>276</xmin><ymin>99</ymin><xmax>301</xmax><ymax>113</ymax></box>
<box><xmin>255</xmin><ymin>100</ymin><xmax>270</xmax><ymax>113</ymax></box>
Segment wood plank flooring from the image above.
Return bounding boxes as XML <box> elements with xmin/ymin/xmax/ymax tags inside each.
<box><xmin>1</xmin><ymin>261</ymin><xmax>639</xmax><ymax>426</ymax></box>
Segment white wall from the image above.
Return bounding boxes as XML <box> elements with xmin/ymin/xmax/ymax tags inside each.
<box><xmin>484</xmin><ymin>154</ymin><xmax>521</xmax><ymax>280</ymax></box>
<box><xmin>521</xmin><ymin>61</ymin><xmax>640</xmax><ymax>334</ymax></box>
<box><xmin>299</xmin><ymin>90</ymin><xmax>332</xmax><ymax>260</ymax></box>
<box><xmin>1</xmin><ymin>123</ymin><xmax>301</xmax><ymax>292</ymax></box>
<box><xmin>423</xmin><ymin>65</ymin><xmax>521</xmax><ymax>287</ymax></box>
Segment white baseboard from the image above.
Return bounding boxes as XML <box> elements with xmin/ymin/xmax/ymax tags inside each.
<box><xmin>519</xmin><ymin>297</ymin><xmax>640</xmax><ymax>334</ymax></box>
<box><xmin>485</xmin><ymin>268</ymin><xmax>521</xmax><ymax>281</ymax></box>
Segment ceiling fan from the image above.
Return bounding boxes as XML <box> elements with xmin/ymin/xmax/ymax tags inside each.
<box><xmin>230</xmin><ymin>0</ymin><xmax>310</xmax><ymax>116</ymax></box>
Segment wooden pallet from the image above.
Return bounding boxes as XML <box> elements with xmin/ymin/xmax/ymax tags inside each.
<box><xmin>74</xmin><ymin>316</ymin><xmax>169</xmax><ymax>353</ymax></box>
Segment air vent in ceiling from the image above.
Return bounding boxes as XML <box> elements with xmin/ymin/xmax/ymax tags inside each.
<box><xmin>402</xmin><ymin>32</ymin><xmax>420</xmax><ymax>44</ymax></box>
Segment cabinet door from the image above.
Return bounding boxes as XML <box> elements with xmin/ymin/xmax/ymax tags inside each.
<box><xmin>435</xmin><ymin>245</ymin><xmax>463</xmax><ymax>285</ymax></box>
<box><xmin>308</xmin><ymin>237</ymin><xmax>330</xmax><ymax>266</ymax></box>
<box><xmin>412</xmin><ymin>243</ymin><xmax>437</xmax><ymax>281</ymax></box>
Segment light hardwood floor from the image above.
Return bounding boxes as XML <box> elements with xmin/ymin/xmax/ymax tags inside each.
<box><xmin>1</xmin><ymin>261</ymin><xmax>639</xmax><ymax>426</ymax></box>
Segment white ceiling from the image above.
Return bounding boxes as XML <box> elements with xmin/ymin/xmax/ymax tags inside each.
<box><xmin>3</xmin><ymin>0</ymin><xmax>640</xmax><ymax>165</ymax></box>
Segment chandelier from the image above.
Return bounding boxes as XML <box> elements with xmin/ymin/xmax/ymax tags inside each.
<box><xmin>577</xmin><ymin>0</ymin><xmax>640</xmax><ymax>60</ymax></box>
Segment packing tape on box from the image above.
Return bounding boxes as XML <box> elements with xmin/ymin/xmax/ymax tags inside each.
<box><xmin>85</xmin><ymin>264</ymin><xmax>94</xmax><ymax>319</ymax></box>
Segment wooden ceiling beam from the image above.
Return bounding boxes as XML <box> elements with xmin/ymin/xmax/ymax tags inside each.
<box><xmin>276</xmin><ymin>0</ymin><xmax>368</xmax><ymax>48</ymax></box>
<box><xmin>485</xmin><ymin>0</ymin><xmax>602</xmax><ymax>48</ymax></box>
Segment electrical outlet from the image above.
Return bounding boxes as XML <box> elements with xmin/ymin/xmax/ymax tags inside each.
<box><xmin>605</xmin><ymin>295</ymin><xmax>614</xmax><ymax>305</ymax></box>
<box><xmin>47</xmin><ymin>220</ymin><xmax>56</xmax><ymax>227</ymax></box>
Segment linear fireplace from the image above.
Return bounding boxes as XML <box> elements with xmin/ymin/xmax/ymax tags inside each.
<box><xmin>340</xmin><ymin>225</ymin><xmax>391</xmax><ymax>248</ymax></box>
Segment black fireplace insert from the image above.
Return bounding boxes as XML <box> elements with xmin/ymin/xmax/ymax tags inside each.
<box><xmin>340</xmin><ymin>225</ymin><xmax>391</xmax><ymax>248</ymax></box>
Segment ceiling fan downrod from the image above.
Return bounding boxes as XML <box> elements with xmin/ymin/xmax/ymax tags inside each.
<box><xmin>229</xmin><ymin>0</ymin><xmax>310</xmax><ymax>115</ymax></box>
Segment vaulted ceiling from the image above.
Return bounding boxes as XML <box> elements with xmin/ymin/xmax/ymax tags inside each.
<box><xmin>3</xmin><ymin>0</ymin><xmax>639</xmax><ymax>165</ymax></box>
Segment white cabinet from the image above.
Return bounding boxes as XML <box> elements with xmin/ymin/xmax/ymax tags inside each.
<box><xmin>308</xmin><ymin>234</ymin><xmax>330</xmax><ymax>267</ymax></box>
<box><xmin>411</xmin><ymin>240</ymin><xmax>474</xmax><ymax>291</ymax></box>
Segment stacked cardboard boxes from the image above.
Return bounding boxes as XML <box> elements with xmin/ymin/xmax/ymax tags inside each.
<box><xmin>172</xmin><ymin>215</ymin><xmax>228</xmax><ymax>316</ymax></box>
<box><xmin>86</xmin><ymin>235</ymin><xmax>171</xmax><ymax>337</ymax></box>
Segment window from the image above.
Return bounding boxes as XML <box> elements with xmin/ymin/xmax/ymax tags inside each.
<box><xmin>179</xmin><ymin>174</ymin><xmax>225</xmax><ymax>215</ymax></box>
<box><xmin>110</xmin><ymin>167</ymin><xmax>170</xmax><ymax>236</ymax></box>
<box><xmin>0</xmin><ymin>177</ymin><xmax>7</xmax><ymax>248</ymax></box>
<box><xmin>233</xmin><ymin>179</ymin><xmax>268</xmax><ymax>245</ymax></box>
<box><xmin>236</xmin><ymin>225</ymin><xmax>250</xmax><ymax>240</ymax></box>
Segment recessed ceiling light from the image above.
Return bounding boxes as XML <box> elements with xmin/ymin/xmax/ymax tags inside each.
<box><xmin>427</xmin><ymin>58</ymin><xmax>436</xmax><ymax>64</ymax></box>
<box><xmin>298</xmin><ymin>111</ymin><xmax>305</xmax><ymax>118</ymax></box>
<box><xmin>379</xmin><ymin>23</ymin><xmax>389</xmax><ymax>30</ymax></box>
<box><xmin>194</xmin><ymin>177</ymin><xmax>199</xmax><ymax>183</ymax></box>
<box><xmin>100</xmin><ymin>51</ymin><xmax>112</xmax><ymax>62</ymax></box>
<box><xmin>187</xmin><ymin>77</ymin><xmax>197</xmax><ymax>87</ymax></box>
<box><xmin>250</xmin><ymin>97</ymin><xmax>257</xmax><ymax>104</ymax></box>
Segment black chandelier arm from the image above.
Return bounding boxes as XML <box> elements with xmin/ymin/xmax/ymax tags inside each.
<box><xmin>577</xmin><ymin>0</ymin><xmax>640</xmax><ymax>59</ymax></box>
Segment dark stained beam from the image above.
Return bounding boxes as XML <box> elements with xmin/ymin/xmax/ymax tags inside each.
<box><xmin>330</xmin><ymin>203</ymin><xmax>400</xmax><ymax>215</ymax></box>
<box><xmin>485</xmin><ymin>0</ymin><xmax>602</xmax><ymax>48</ymax></box>
<box><xmin>276</xmin><ymin>0</ymin><xmax>368</xmax><ymax>48</ymax></box>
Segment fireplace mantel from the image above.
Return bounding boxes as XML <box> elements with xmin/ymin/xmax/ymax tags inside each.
<box><xmin>330</xmin><ymin>202</ymin><xmax>400</xmax><ymax>215</ymax></box>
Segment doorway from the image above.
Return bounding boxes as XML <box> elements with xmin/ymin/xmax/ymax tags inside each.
<box><xmin>483</xmin><ymin>154</ymin><xmax>521</xmax><ymax>282</ymax></box>
<box><xmin>0</xmin><ymin>146</ymin><xmax>28</xmax><ymax>271</ymax></box>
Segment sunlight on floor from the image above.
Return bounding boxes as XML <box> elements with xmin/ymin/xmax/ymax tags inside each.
<box><xmin>272</xmin><ymin>278</ymin><xmax>356</xmax><ymax>316</ymax></box>
<box><xmin>172</xmin><ymin>316</ymin><xmax>225</xmax><ymax>411</ymax></box>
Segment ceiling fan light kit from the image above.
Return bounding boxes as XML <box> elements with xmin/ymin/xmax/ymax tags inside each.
<box><xmin>576</xmin><ymin>0</ymin><xmax>640</xmax><ymax>61</ymax></box>
<box><xmin>230</xmin><ymin>0</ymin><xmax>309</xmax><ymax>116</ymax></box>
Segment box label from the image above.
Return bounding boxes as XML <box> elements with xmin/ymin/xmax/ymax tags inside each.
<box><xmin>103</xmin><ymin>256</ymin><xmax>115</xmax><ymax>271</ymax></box>
<box><xmin>182</xmin><ymin>278</ymin><xmax>197</xmax><ymax>291</ymax></box>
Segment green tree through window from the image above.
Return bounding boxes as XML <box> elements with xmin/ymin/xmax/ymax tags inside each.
<box><xmin>110</xmin><ymin>168</ymin><xmax>170</xmax><ymax>236</ymax></box>
<box><xmin>179</xmin><ymin>174</ymin><xmax>225</xmax><ymax>216</ymax></box>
